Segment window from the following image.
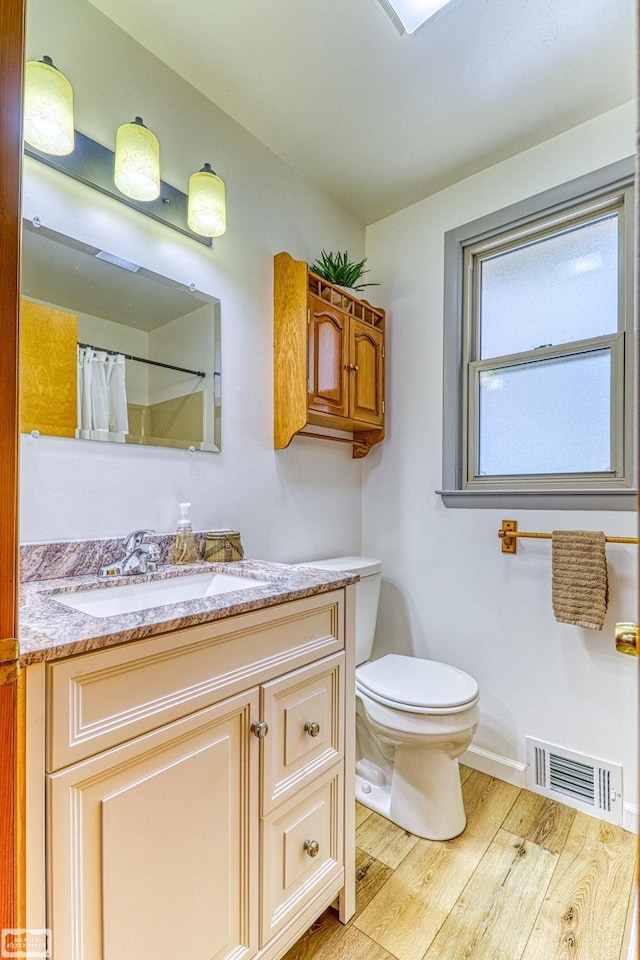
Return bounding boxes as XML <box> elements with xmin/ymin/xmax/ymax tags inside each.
<box><xmin>441</xmin><ymin>159</ymin><xmax>636</xmax><ymax>510</ymax></box>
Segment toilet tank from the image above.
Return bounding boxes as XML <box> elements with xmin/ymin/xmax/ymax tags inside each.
<box><xmin>296</xmin><ymin>556</ymin><xmax>382</xmax><ymax>665</ymax></box>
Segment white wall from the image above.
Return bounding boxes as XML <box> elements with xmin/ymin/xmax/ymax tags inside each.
<box><xmin>148</xmin><ymin>306</ymin><xmax>214</xmax><ymax>449</ymax></box>
<box><xmin>363</xmin><ymin>102</ymin><xmax>639</xmax><ymax>825</ymax></box>
<box><xmin>148</xmin><ymin>305</ymin><xmax>214</xmax><ymax>406</ymax></box>
<box><xmin>20</xmin><ymin>0</ymin><xmax>366</xmax><ymax>562</ymax></box>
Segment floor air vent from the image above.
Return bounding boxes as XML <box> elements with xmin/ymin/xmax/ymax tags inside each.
<box><xmin>526</xmin><ymin>737</ymin><xmax>622</xmax><ymax>824</ymax></box>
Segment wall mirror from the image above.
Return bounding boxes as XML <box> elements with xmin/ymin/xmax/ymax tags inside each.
<box><xmin>20</xmin><ymin>218</ymin><xmax>221</xmax><ymax>452</ymax></box>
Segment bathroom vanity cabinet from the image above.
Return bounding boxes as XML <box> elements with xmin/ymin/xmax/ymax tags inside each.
<box><xmin>26</xmin><ymin>588</ymin><xmax>355</xmax><ymax>960</ymax></box>
<box><xmin>274</xmin><ymin>252</ymin><xmax>385</xmax><ymax>458</ymax></box>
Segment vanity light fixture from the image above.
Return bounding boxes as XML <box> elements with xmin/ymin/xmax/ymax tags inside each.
<box><xmin>187</xmin><ymin>163</ymin><xmax>227</xmax><ymax>238</ymax></box>
<box><xmin>377</xmin><ymin>0</ymin><xmax>454</xmax><ymax>34</ymax></box>
<box><xmin>23</xmin><ymin>55</ymin><xmax>75</xmax><ymax>155</ymax></box>
<box><xmin>113</xmin><ymin>117</ymin><xmax>161</xmax><ymax>202</ymax></box>
<box><xmin>23</xmin><ymin>77</ymin><xmax>215</xmax><ymax>246</ymax></box>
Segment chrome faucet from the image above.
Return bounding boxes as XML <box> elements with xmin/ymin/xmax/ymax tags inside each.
<box><xmin>98</xmin><ymin>529</ymin><xmax>162</xmax><ymax>578</ymax></box>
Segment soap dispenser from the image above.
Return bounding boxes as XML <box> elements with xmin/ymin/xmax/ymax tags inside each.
<box><xmin>172</xmin><ymin>502</ymin><xmax>199</xmax><ymax>565</ymax></box>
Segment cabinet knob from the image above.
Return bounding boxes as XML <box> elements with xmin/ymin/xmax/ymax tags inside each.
<box><xmin>304</xmin><ymin>720</ymin><xmax>321</xmax><ymax>737</ymax></box>
<box><xmin>251</xmin><ymin>720</ymin><xmax>269</xmax><ymax>739</ymax></box>
<box><xmin>353</xmin><ymin>365</ymin><xmax>359</xmax><ymax>372</ymax></box>
<box><xmin>303</xmin><ymin>839</ymin><xmax>320</xmax><ymax>857</ymax></box>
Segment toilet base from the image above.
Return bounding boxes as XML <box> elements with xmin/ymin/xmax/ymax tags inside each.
<box><xmin>355</xmin><ymin>752</ymin><xmax>467</xmax><ymax>840</ymax></box>
<box><xmin>356</xmin><ymin>768</ymin><xmax>394</xmax><ymax>821</ymax></box>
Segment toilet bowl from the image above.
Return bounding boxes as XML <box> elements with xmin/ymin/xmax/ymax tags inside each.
<box><xmin>297</xmin><ymin>556</ymin><xmax>480</xmax><ymax>841</ymax></box>
<box><xmin>356</xmin><ymin>654</ymin><xmax>479</xmax><ymax>839</ymax></box>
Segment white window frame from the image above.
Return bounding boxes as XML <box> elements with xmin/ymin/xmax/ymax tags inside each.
<box><xmin>439</xmin><ymin>158</ymin><xmax>636</xmax><ymax>510</ymax></box>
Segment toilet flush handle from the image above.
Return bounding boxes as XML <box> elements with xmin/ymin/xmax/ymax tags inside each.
<box><xmin>304</xmin><ymin>721</ymin><xmax>320</xmax><ymax>737</ymax></box>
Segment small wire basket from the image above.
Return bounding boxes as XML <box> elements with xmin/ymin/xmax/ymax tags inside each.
<box><xmin>204</xmin><ymin>530</ymin><xmax>244</xmax><ymax>563</ymax></box>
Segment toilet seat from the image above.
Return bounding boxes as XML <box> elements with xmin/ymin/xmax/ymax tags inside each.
<box><xmin>356</xmin><ymin>654</ymin><xmax>479</xmax><ymax>716</ymax></box>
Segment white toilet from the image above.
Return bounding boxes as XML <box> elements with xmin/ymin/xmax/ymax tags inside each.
<box><xmin>298</xmin><ymin>556</ymin><xmax>479</xmax><ymax>840</ymax></box>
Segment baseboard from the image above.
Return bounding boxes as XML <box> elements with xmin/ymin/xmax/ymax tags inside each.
<box><xmin>461</xmin><ymin>745</ymin><xmax>527</xmax><ymax>787</ymax></box>
<box><xmin>623</xmin><ymin>802</ymin><xmax>639</xmax><ymax>835</ymax></box>
<box><xmin>462</xmin><ymin>745</ymin><xmax>639</xmax><ymax>834</ymax></box>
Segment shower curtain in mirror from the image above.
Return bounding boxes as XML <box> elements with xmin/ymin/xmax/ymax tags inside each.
<box><xmin>76</xmin><ymin>347</ymin><xmax>129</xmax><ymax>442</ymax></box>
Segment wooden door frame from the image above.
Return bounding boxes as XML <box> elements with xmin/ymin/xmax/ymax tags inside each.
<box><xmin>0</xmin><ymin>0</ymin><xmax>25</xmax><ymax>940</ymax></box>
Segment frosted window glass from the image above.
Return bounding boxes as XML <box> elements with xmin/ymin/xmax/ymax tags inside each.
<box><xmin>480</xmin><ymin>215</ymin><xmax>618</xmax><ymax>360</ymax></box>
<box><xmin>477</xmin><ymin>351</ymin><xmax>611</xmax><ymax>476</ymax></box>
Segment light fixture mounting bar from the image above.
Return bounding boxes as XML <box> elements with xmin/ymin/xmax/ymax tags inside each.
<box><xmin>25</xmin><ymin>130</ymin><xmax>212</xmax><ymax>247</ymax></box>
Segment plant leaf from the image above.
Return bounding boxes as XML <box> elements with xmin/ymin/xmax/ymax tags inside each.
<box><xmin>309</xmin><ymin>250</ymin><xmax>379</xmax><ymax>290</ymax></box>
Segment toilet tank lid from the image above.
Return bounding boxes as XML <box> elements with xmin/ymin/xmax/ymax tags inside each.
<box><xmin>297</xmin><ymin>556</ymin><xmax>381</xmax><ymax>577</ymax></box>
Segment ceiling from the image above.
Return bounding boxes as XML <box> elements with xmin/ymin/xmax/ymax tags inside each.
<box><xmin>86</xmin><ymin>0</ymin><xmax>636</xmax><ymax>225</ymax></box>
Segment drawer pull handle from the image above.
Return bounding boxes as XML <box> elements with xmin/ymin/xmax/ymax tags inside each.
<box><xmin>304</xmin><ymin>721</ymin><xmax>321</xmax><ymax>737</ymax></box>
<box><xmin>251</xmin><ymin>720</ymin><xmax>269</xmax><ymax>739</ymax></box>
<box><xmin>303</xmin><ymin>839</ymin><xmax>320</xmax><ymax>857</ymax></box>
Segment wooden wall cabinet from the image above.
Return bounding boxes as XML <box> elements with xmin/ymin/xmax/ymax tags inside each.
<box><xmin>274</xmin><ymin>252</ymin><xmax>385</xmax><ymax>458</ymax></box>
<box><xmin>26</xmin><ymin>590</ymin><xmax>355</xmax><ymax>960</ymax></box>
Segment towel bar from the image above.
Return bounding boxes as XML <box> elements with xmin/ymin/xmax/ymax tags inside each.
<box><xmin>498</xmin><ymin>520</ymin><xmax>639</xmax><ymax>554</ymax></box>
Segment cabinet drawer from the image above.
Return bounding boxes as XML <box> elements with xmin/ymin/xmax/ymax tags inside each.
<box><xmin>261</xmin><ymin>652</ymin><xmax>344</xmax><ymax>814</ymax></box>
<box><xmin>47</xmin><ymin>591</ymin><xmax>344</xmax><ymax>771</ymax></box>
<box><xmin>260</xmin><ymin>765</ymin><xmax>343</xmax><ymax>946</ymax></box>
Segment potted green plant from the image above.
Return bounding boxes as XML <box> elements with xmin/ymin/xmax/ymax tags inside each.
<box><xmin>309</xmin><ymin>250</ymin><xmax>379</xmax><ymax>295</ymax></box>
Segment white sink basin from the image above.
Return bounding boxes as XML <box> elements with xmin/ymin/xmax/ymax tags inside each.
<box><xmin>53</xmin><ymin>572</ymin><xmax>269</xmax><ymax>618</ymax></box>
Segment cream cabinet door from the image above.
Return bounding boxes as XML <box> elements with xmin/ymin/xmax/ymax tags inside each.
<box><xmin>47</xmin><ymin>689</ymin><xmax>260</xmax><ymax>960</ymax></box>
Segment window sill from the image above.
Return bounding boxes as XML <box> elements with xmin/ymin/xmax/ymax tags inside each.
<box><xmin>436</xmin><ymin>488</ymin><xmax>638</xmax><ymax>511</ymax></box>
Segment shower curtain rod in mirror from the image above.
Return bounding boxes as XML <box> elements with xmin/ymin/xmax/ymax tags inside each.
<box><xmin>77</xmin><ymin>341</ymin><xmax>207</xmax><ymax>378</ymax></box>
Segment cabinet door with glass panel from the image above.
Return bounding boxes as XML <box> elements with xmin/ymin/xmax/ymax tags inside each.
<box><xmin>462</xmin><ymin>185</ymin><xmax>634</xmax><ymax>492</ymax></box>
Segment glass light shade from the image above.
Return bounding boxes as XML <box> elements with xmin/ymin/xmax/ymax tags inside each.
<box><xmin>114</xmin><ymin>117</ymin><xmax>160</xmax><ymax>202</ymax></box>
<box><xmin>24</xmin><ymin>57</ymin><xmax>74</xmax><ymax>156</ymax></box>
<box><xmin>188</xmin><ymin>163</ymin><xmax>226</xmax><ymax>237</ymax></box>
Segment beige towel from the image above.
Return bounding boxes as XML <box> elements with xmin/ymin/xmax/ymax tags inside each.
<box><xmin>551</xmin><ymin>530</ymin><xmax>608</xmax><ymax>630</ymax></box>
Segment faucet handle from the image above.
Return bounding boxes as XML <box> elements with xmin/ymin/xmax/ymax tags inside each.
<box><xmin>123</xmin><ymin>528</ymin><xmax>155</xmax><ymax>552</ymax></box>
<box><xmin>147</xmin><ymin>542</ymin><xmax>161</xmax><ymax>559</ymax></box>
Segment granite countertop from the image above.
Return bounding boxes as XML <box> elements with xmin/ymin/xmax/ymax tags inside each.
<box><xmin>19</xmin><ymin>559</ymin><xmax>358</xmax><ymax>665</ymax></box>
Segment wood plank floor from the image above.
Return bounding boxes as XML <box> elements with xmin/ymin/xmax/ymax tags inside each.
<box><xmin>283</xmin><ymin>768</ymin><xmax>638</xmax><ymax>960</ymax></box>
